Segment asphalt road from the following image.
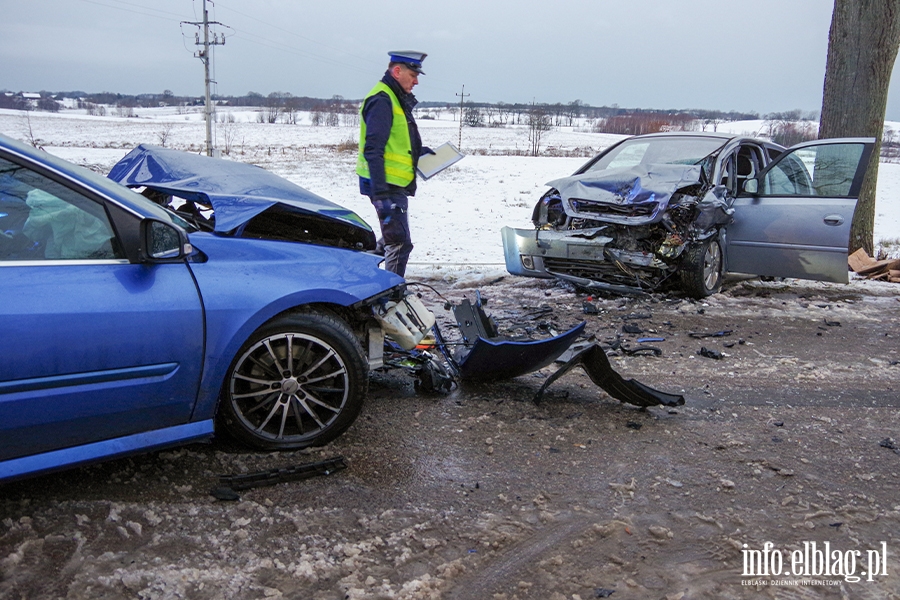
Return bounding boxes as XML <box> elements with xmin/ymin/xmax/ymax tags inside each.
<box><xmin>2</xmin><ymin>276</ymin><xmax>899</xmax><ymax>599</ymax></box>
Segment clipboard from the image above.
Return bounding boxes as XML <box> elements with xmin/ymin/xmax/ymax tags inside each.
<box><xmin>416</xmin><ymin>142</ymin><xmax>465</xmax><ymax>180</ymax></box>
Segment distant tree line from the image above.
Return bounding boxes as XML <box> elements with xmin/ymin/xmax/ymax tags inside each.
<box><xmin>0</xmin><ymin>93</ymin><xmax>62</xmax><ymax>112</ymax></box>
<box><xmin>2</xmin><ymin>89</ymin><xmax>772</xmax><ymax>123</ymax></box>
<box><xmin>0</xmin><ymin>88</ymin><xmax>819</xmax><ymax>148</ymax></box>
<box><xmin>421</xmin><ymin>99</ymin><xmax>763</xmax><ymax>130</ymax></box>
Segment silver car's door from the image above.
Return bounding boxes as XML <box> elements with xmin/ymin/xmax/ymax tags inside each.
<box><xmin>725</xmin><ymin>138</ymin><xmax>875</xmax><ymax>282</ymax></box>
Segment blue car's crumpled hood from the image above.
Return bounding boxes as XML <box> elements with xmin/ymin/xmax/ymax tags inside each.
<box><xmin>548</xmin><ymin>164</ymin><xmax>704</xmax><ymax>225</ymax></box>
<box><xmin>108</xmin><ymin>144</ymin><xmax>373</xmax><ymax>238</ymax></box>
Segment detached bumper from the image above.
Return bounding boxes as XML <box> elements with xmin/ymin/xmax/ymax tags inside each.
<box><xmin>501</xmin><ymin>226</ymin><xmax>614</xmax><ymax>278</ymax></box>
<box><xmin>501</xmin><ymin>226</ymin><xmax>674</xmax><ymax>295</ymax></box>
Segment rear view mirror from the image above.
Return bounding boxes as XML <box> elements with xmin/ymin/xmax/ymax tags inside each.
<box><xmin>742</xmin><ymin>178</ymin><xmax>759</xmax><ymax>195</ymax></box>
<box><xmin>142</xmin><ymin>219</ymin><xmax>191</xmax><ymax>261</ymax></box>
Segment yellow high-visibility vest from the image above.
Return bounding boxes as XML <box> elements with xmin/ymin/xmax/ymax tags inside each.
<box><xmin>357</xmin><ymin>82</ymin><xmax>414</xmax><ymax>187</ymax></box>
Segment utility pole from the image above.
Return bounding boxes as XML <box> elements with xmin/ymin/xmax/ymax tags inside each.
<box><xmin>183</xmin><ymin>0</ymin><xmax>226</xmax><ymax>156</ymax></box>
<box><xmin>455</xmin><ymin>85</ymin><xmax>469</xmax><ymax>150</ymax></box>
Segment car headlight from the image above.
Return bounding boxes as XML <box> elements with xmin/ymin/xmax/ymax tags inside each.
<box><xmin>521</xmin><ymin>255</ymin><xmax>535</xmax><ymax>270</ymax></box>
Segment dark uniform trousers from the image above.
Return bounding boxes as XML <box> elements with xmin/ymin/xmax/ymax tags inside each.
<box><xmin>371</xmin><ymin>190</ymin><xmax>413</xmax><ymax>277</ymax></box>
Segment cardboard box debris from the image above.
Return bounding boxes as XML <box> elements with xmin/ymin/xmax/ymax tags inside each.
<box><xmin>848</xmin><ymin>248</ymin><xmax>900</xmax><ymax>282</ymax></box>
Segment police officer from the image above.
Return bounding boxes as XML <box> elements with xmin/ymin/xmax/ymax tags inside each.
<box><xmin>357</xmin><ymin>51</ymin><xmax>432</xmax><ymax>278</ymax></box>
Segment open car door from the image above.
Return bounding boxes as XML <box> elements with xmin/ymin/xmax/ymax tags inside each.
<box><xmin>724</xmin><ymin>137</ymin><xmax>875</xmax><ymax>283</ymax></box>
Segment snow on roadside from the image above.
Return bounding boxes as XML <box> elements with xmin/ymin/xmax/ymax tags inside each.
<box><xmin>2</xmin><ymin>107</ymin><xmax>898</xmax><ymax>270</ymax></box>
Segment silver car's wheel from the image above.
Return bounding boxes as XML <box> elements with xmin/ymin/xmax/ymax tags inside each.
<box><xmin>701</xmin><ymin>240</ymin><xmax>722</xmax><ymax>290</ymax></box>
<box><xmin>680</xmin><ymin>237</ymin><xmax>724</xmax><ymax>298</ymax></box>
<box><xmin>220</xmin><ymin>312</ymin><xmax>367</xmax><ymax>450</ymax></box>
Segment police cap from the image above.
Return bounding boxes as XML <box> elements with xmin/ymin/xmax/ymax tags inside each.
<box><xmin>388</xmin><ymin>51</ymin><xmax>427</xmax><ymax>75</ymax></box>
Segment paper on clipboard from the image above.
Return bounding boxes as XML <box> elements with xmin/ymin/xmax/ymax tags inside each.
<box><xmin>416</xmin><ymin>142</ymin><xmax>464</xmax><ymax>180</ymax></box>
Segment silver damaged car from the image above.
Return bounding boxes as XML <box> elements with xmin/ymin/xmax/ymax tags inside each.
<box><xmin>502</xmin><ymin>132</ymin><xmax>874</xmax><ymax>297</ymax></box>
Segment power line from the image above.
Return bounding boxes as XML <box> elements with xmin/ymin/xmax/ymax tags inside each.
<box><xmin>227</xmin><ymin>30</ymin><xmax>373</xmax><ymax>78</ymax></box>
<box><xmin>214</xmin><ymin>2</ymin><xmax>379</xmax><ymax>69</ymax></box>
<box><xmin>212</xmin><ymin>2</ymin><xmax>462</xmax><ymax>99</ymax></box>
<box><xmin>74</xmin><ymin>0</ymin><xmax>188</xmax><ymax>21</ymax></box>
<box><xmin>74</xmin><ymin>0</ymin><xmax>462</xmax><ymax>102</ymax></box>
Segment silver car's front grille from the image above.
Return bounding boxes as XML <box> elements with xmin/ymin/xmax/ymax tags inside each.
<box><xmin>543</xmin><ymin>257</ymin><xmax>660</xmax><ymax>284</ymax></box>
<box><xmin>569</xmin><ymin>198</ymin><xmax>658</xmax><ymax>219</ymax></box>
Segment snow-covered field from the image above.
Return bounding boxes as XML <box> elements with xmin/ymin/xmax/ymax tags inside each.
<box><xmin>2</xmin><ymin>107</ymin><xmax>898</xmax><ymax>282</ymax></box>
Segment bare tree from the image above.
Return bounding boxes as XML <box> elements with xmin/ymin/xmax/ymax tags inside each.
<box><xmin>21</xmin><ymin>110</ymin><xmax>39</xmax><ymax>148</ymax></box>
<box><xmin>37</xmin><ymin>97</ymin><xmax>61</xmax><ymax>112</ymax></box>
<box><xmin>279</xmin><ymin>93</ymin><xmax>298</xmax><ymax>125</ymax></box>
<box><xmin>566</xmin><ymin>100</ymin><xmax>583</xmax><ymax>126</ymax></box>
<box><xmin>341</xmin><ymin>110</ymin><xmax>360</xmax><ymax>128</ymax></box>
<box><xmin>116</xmin><ymin>104</ymin><xmax>135</xmax><ymax>118</ymax></box>
<box><xmin>463</xmin><ymin>103</ymin><xmax>484</xmax><ymax>127</ymax></box>
<box><xmin>483</xmin><ymin>104</ymin><xmax>497</xmax><ymax>126</ymax></box>
<box><xmin>527</xmin><ymin>102</ymin><xmax>552</xmax><ymax>156</ymax></box>
<box><xmin>84</xmin><ymin>102</ymin><xmax>106</xmax><ymax>117</ymax></box>
<box><xmin>218</xmin><ymin>113</ymin><xmax>239</xmax><ymax>155</ymax></box>
<box><xmin>496</xmin><ymin>102</ymin><xmax>511</xmax><ymax>126</ymax></box>
<box><xmin>819</xmin><ymin>0</ymin><xmax>900</xmax><ymax>254</ymax></box>
<box><xmin>704</xmin><ymin>117</ymin><xmax>725</xmax><ymax>132</ymax></box>
<box><xmin>263</xmin><ymin>92</ymin><xmax>284</xmax><ymax>124</ymax></box>
<box><xmin>156</xmin><ymin>123</ymin><xmax>175</xmax><ymax>147</ymax></box>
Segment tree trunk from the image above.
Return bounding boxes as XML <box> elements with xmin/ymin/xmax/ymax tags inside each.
<box><xmin>819</xmin><ymin>0</ymin><xmax>900</xmax><ymax>255</ymax></box>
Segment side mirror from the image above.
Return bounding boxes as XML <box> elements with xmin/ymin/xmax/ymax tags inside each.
<box><xmin>142</xmin><ymin>219</ymin><xmax>191</xmax><ymax>261</ymax></box>
<box><xmin>742</xmin><ymin>178</ymin><xmax>759</xmax><ymax>195</ymax></box>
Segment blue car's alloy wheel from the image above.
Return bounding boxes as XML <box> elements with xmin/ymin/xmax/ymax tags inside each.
<box><xmin>221</xmin><ymin>311</ymin><xmax>368</xmax><ymax>449</ymax></box>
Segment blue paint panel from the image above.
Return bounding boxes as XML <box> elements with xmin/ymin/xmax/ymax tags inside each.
<box><xmin>184</xmin><ymin>233</ymin><xmax>401</xmax><ymax>418</ymax></box>
<box><xmin>109</xmin><ymin>145</ymin><xmax>373</xmax><ymax>233</ymax></box>
<box><xmin>0</xmin><ymin>133</ymin><xmax>402</xmax><ymax>482</ymax></box>
<box><xmin>0</xmin><ymin>363</ymin><xmax>178</xmax><ymax>395</ymax></box>
<box><xmin>456</xmin><ymin>323</ymin><xmax>586</xmax><ymax>381</ymax></box>
<box><xmin>0</xmin><ymin>420</ymin><xmax>215</xmax><ymax>482</ymax></box>
<box><xmin>0</xmin><ymin>262</ymin><xmax>204</xmax><ymax>461</ymax></box>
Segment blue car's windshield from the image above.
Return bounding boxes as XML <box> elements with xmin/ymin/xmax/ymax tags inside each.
<box><xmin>584</xmin><ymin>136</ymin><xmax>727</xmax><ymax>173</ymax></box>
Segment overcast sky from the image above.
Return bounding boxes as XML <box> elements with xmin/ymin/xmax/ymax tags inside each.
<box><xmin>4</xmin><ymin>0</ymin><xmax>900</xmax><ymax>119</ymax></box>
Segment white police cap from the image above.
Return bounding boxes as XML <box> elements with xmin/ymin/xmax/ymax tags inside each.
<box><xmin>388</xmin><ymin>51</ymin><xmax>427</xmax><ymax>74</ymax></box>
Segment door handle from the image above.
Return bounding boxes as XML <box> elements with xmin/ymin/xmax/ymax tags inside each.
<box><xmin>823</xmin><ymin>214</ymin><xmax>844</xmax><ymax>226</ymax></box>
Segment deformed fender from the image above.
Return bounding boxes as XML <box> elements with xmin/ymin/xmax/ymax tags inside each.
<box><xmin>455</xmin><ymin>323</ymin><xmax>586</xmax><ymax>381</ymax></box>
<box><xmin>533</xmin><ymin>343</ymin><xmax>685</xmax><ymax>408</ymax></box>
<box><xmin>441</xmin><ymin>295</ymin><xmax>585</xmax><ymax>381</ymax></box>
<box><xmin>440</xmin><ymin>295</ymin><xmax>685</xmax><ymax>409</ymax></box>
<box><xmin>691</xmin><ymin>185</ymin><xmax>734</xmax><ymax>233</ymax></box>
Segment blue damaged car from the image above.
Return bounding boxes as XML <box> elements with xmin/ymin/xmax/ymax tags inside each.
<box><xmin>0</xmin><ymin>134</ymin><xmax>434</xmax><ymax>482</ymax></box>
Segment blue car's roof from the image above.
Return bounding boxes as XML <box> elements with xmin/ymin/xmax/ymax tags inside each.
<box><xmin>108</xmin><ymin>145</ymin><xmax>372</xmax><ymax>234</ymax></box>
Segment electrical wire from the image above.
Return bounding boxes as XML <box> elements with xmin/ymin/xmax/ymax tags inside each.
<box><xmin>225</xmin><ymin>29</ymin><xmax>374</xmax><ymax>78</ymax></box>
<box><xmin>214</xmin><ymin>2</ymin><xmax>379</xmax><ymax>69</ymax></box>
<box><xmin>403</xmin><ymin>281</ymin><xmax>453</xmax><ymax>306</ymax></box>
<box><xmin>211</xmin><ymin>1</ymin><xmax>461</xmax><ymax>97</ymax></box>
<box><xmin>73</xmin><ymin>0</ymin><xmax>188</xmax><ymax>20</ymax></box>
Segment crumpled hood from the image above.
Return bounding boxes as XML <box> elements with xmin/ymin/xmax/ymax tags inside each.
<box><xmin>548</xmin><ymin>164</ymin><xmax>704</xmax><ymax>224</ymax></box>
<box><xmin>108</xmin><ymin>144</ymin><xmax>373</xmax><ymax>235</ymax></box>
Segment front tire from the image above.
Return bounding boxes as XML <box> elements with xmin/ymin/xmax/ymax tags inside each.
<box><xmin>219</xmin><ymin>311</ymin><xmax>368</xmax><ymax>450</ymax></box>
<box><xmin>680</xmin><ymin>237</ymin><xmax>723</xmax><ymax>298</ymax></box>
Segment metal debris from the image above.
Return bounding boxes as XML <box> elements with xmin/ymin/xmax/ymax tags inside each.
<box><xmin>212</xmin><ymin>456</ymin><xmax>348</xmax><ymax>498</ymax></box>
<box><xmin>533</xmin><ymin>343</ymin><xmax>685</xmax><ymax>407</ymax></box>
<box><xmin>698</xmin><ymin>347</ymin><xmax>724</xmax><ymax>360</ymax></box>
